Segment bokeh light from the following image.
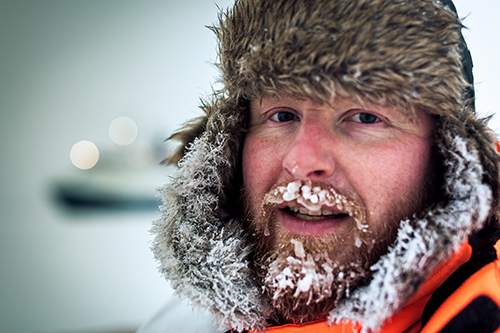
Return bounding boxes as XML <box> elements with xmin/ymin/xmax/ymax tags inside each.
<box><xmin>70</xmin><ymin>140</ymin><xmax>100</xmax><ymax>169</ymax></box>
<box><xmin>108</xmin><ymin>116</ymin><xmax>138</xmax><ymax>146</ymax></box>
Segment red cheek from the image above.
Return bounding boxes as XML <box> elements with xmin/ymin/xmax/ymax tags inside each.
<box><xmin>242</xmin><ymin>136</ymin><xmax>288</xmax><ymax>210</ymax></box>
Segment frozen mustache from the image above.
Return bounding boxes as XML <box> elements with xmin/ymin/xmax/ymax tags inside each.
<box><xmin>263</xmin><ymin>180</ymin><xmax>367</xmax><ymax>231</ymax></box>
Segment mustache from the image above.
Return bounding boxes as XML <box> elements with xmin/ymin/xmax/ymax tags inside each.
<box><xmin>262</xmin><ymin>180</ymin><xmax>367</xmax><ymax>231</ymax></box>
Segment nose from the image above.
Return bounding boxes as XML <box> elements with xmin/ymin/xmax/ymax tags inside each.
<box><xmin>283</xmin><ymin>124</ymin><xmax>335</xmax><ymax>181</ymax></box>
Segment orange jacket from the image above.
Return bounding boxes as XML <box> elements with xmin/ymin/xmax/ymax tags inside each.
<box><xmin>250</xmin><ymin>235</ymin><xmax>500</xmax><ymax>333</ymax></box>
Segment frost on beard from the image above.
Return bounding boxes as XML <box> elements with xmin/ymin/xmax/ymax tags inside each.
<box><xmin>265</xmin><ymin>239</ymin><xmax>334</xmax><ymax>307</ymax></box>
<box><xmin>264</xmin><ymin>239</ymin><xmax>364</xmax><ymax>313</ymax></box>
<box><xmin>264</xmin><ymin>180</ymin><xmax>367</xmax><ymax>232</ymax></box>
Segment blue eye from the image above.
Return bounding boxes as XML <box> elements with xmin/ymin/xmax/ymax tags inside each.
<box><xmin>351</xmin><ymin>113</ymin><xmax>380</xmax><ymax>124</ymax></box>
<box><xmin>270</xmin><ymin>111</ymin><xmax>296</xmax><ymax>122</ymax></box>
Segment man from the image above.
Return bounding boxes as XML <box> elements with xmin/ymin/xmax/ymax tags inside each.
<box><xmin>149</xmin><ymin>0</ymin><xmax>500</xmax><ymax>332</ymax></box>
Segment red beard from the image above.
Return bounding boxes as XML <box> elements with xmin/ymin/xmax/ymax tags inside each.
<box><xmin>243</xmin><ymin>180</ymin><xmax>432</xmax><ymax>324</ymax></box>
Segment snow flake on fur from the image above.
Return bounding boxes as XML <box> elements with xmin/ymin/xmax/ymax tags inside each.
<box><xmin>152</xmin><ymin>132</ymin><xmax>266</xmax><ymax>332</ymax></box>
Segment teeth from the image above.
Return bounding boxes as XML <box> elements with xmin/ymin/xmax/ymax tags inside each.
<box><xmin>299</xmin><ymin>207</ymin><xmax>309</xmax><ymax>214</ymax></box>
<box><xmin>290</xmin><ymin>206</ymin><xmax>337</xmax><ymax>216</ymax></box>
<box><xmin>265</xmin><ymin>180</ymin><xmax>367</xmax><ymax>230</ymax></box>
<box><xmin>310</xmin><ymin>209</ymin><xmax>322</xmax><ymax>216</ymax></box>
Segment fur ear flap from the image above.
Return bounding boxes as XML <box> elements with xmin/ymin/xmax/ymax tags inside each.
<box><xmin>163</xmin><ymin>97</ymin><xmax>220</xmax><ymax>165</ymax></box>
<box><xmin>462</xmin><ymin>108</ymin><xmax>500</xmax><ymax>217</ymax></box>
<box><xmin>162</xmin><ymin>114</ymin><xmax>208</xmax><ymax>164</ymax></box>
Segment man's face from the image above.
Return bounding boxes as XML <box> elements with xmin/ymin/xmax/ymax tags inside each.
<box><xmin>241</xmin><ymin>94</ymin><xmax>435</xmax><ymax>323</ymax></box>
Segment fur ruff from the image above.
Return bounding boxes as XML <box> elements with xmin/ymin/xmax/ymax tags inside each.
<box><xmin>152</xmin><ymin>0</ymin><xmax>500</xmax><ymax>332</ymax></box>
<box><xmin>153</xmin><ymin>126</ymin><xmax>492</xmax><ymax>332</ymax></box>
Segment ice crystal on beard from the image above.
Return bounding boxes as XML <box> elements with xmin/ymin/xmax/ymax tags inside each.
<box><xmin>266</xmin><ymin>249</ymin><xmax>335</xmax><ymax>307</ymax></box>
<box><xmin>291</xmin><ymin>239</ymin><xmax>305</xmax><ymax>259</ymax></box>
<box><xmin>265</xmin><ymin>239</ymin><xmax>366</xmax><ymax>310</ymax></box>
<box><xmin>265</xmin><ymin>180</ymin><xmax>367</xmax><ymax>232</ymax></box>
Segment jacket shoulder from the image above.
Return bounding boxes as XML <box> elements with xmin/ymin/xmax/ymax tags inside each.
<box><xmin>421</xmin><ymin>236</ymin><xmax>500</xmax><ymax>333</ymax></box>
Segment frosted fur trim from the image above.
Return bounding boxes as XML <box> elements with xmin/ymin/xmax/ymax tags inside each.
<box><xmin>153</xmin><ymin>129</ymin><xmax>492</xmax><ymax>333</ymax></box>
<box><xmin>151</xmin><ymin>132</ymin><xmax>266</xmax><ymax>332</ymax></box>
<box><xmin>328</xmin><ymin>134</ymin><xmax>492</xmax><ymax>332</ymax></box>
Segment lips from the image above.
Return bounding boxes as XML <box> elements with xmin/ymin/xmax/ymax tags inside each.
<box><xmin>263</xmin><ymin>180</ymin><xmax>367</xmax><ymax>235</ymax></box>
<box><xmin>283</xmin><ymin>205</ymin><xmax>349</xmax><ymax>221</ymax></box>
<box><xmin>278</xmin><ymin>205</ymin><xmax>349</xmax><ymax>236</ymax></box>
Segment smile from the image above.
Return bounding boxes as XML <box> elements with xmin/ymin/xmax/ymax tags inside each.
<box><xmin>264</xmin><ymin>180</ymin><xmax>367</xmax><ymax>232</ymax></box>
<box><xmin>285</xmin><ymin>206</ymin><xmax>349</xmax><ymax>221</ymax></box>
<box><xmin>278</xmin><ymin>205</ymin><xmax>350</xmax><ymax>236</ymax></box>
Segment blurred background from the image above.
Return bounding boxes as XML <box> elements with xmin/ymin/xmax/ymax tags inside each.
<box><xmin>0</xmin><ymin>1</ymin><xmax>498</xmax><ymax>332</ymax></box>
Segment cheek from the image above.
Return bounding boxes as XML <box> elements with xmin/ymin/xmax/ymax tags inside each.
<box><xmin>242</xmin><ymin>136</ymin><xmax>284</xmax><ymax>211</ymax></box>
<box><xmin>347</xmin><ymin>140</ymin><xmax>433</xmax><ymax>217</ymax></box>
<box><xmin>242</xmin><ymin>136</ymin><xmax>264</xmax><ymax>190</ymax></box>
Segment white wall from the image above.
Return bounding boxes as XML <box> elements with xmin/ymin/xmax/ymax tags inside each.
<box><xmin>0</xmin><ymin>1</ymin><xmax>498</xmax><ymax>333</ymax></box>
<box><xmin>0</xmin><ymin>1</ymin><xmax>232</xmax><ymax>332</ymax></box>
<box><xmin>454</xmin><ymin>0</ymin><xmax>500</xmax><ymax>131</ymax></box>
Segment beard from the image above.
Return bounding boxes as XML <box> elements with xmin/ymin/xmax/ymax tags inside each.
<box><xmin>242</xmin><ymin>179</ymin><xmax>435</xmax><ymax>325</ymax></box>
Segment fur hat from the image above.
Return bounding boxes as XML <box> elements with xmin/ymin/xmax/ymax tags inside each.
<box><xmin>152</xmin><ymin>0</ymin><xmax>500</xmax><ymax>331</ymax></box>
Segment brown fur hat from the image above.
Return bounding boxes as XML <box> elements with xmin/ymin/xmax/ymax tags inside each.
<box><xmin>167</xmin><ymin>0</ymin><xmax>499</xmax><ymax>212</ymax></box>
<box><xmin>153</xmin><ymin>0</ymin><xmax>500</xmax><ymax>331</ymax></box>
